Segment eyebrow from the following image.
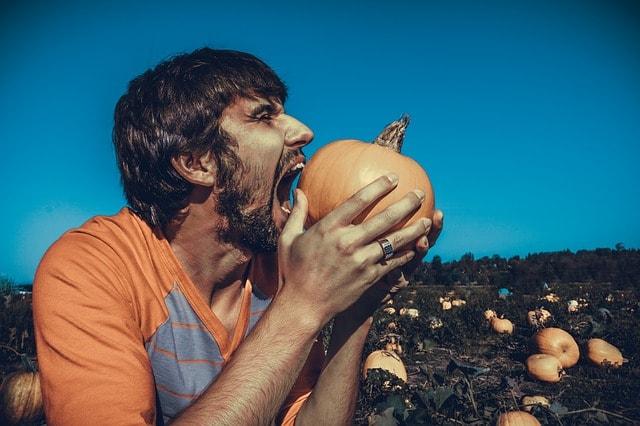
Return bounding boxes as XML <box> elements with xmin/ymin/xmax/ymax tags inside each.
<box><xmin>248</xmin><ymin>102</ymin><xmax>281</xmax><ymax>117</ymax></box>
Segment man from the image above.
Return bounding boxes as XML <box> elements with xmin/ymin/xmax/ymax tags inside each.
<box><xmin>33</xmin><ymin>48</ymin><xmax>443</xmax><ymax>425</ymax></box>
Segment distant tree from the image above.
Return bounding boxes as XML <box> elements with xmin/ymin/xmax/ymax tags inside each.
<box><xmin>615</xmin><ymin>242</ymin><xmax>625</xmax><ymax>251</ymax></box>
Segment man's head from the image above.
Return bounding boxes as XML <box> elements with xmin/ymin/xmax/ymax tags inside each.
<box><xmin>113</xmin><ymin>48</ymin><xmax>312</xmax><ymax>253</ymax></box>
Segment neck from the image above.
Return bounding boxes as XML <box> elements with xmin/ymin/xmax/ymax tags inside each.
<box><xmin>165</xmin><ymin>201</ymin><xmax>253</xmax><ymax>305</ymax></box>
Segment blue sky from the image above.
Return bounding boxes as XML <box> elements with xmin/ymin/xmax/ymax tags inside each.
<box><xmin>1</xmin><ymin>0</ymin><xmax>639</xmax><ymax>283</ymax></box>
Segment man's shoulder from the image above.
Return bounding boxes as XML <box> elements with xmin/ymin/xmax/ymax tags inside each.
<box><xmin>36</xmin><ymin>207</ymin><xmax>156</xmax><ymax>276</ymax></box>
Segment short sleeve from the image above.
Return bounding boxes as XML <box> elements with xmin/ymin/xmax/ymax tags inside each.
<box><xmin>33</xmin><ymin>233</ymin><xmax>157</xmax><ymax>426</ymax></box>
<box><xmin>276</xmin><ymin>337</ymin><xmax>326</xmax><ymax>426</ymax></box>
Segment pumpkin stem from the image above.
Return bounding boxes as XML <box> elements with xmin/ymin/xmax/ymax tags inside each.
<box><xmin>373</xmin><ymin>114</ymin><xmax>410</xmax><ymax>152</ymax></box>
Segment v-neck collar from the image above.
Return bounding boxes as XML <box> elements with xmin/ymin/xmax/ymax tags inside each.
<box><xmin>156</xmin><ymin>233</ymin><xmax>254</xmax><ymax>361</ymax></box>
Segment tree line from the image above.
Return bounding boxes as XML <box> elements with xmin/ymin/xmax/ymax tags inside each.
<box><xmin>413</xmin><ymin>245</ymin><xmax>639</xmax><ymax>291</ymax></box>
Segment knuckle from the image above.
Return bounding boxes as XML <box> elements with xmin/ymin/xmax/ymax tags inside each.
<box><xmin>352</xmin><ymin>252</ymin><xmax>369</xmax><ymax>271</ymax></box>
<box><xmin>336</xmin><ymin>236</ymin><xmax>355</xmax><ymax>255</ymax></box>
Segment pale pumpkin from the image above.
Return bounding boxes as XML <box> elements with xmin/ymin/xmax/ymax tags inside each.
<box><xmin>441</xmin><ymin>301</ymin><xmax>452</xmax><ymax>310</ymax></box>
<box><xmin>527</xmin><ymin>308</ymin><xmax>552</xmax><ymax>327</ymax></box>
<box><xmin>384</xmin><ymin>336</ymin><xmax>403</xmax><ymax>355</ymax></box>
<box><xmin>491</xmin><ymin>317</ymin><xmax>514</xmax><ymax>334</ymax></box>
<box><xmin>532</xmin><ymin>328</ymin><xmax>579</xmax><ymax>368</ymax></box>
<box><xmin>382</xmin><ymin>307</ymin><xmax>396</xmax><ymax>315</ymax></box>
<box><xmin>298</xmin><ymin>116</ymin><xmax>435</xmax><ymax>231</ymax></box>
<box><xmin>399</xmin><ymin>307</ymin><xmax>419</xmax><ymax>318</ymax></box>
<box><xmin>484</xmin><ymin>309</ymin><xmax>497</xmax><ymax>321</ymax></box>
<box><xmin>587</xmin><ymin>338</ymin><xmax>624</xmax><ymax>367</ymax></box>
<box><xmin>526</xmin><ymin>354</ymin><xmax>563</xmax><ymax>383</ymax></box>
<box><xmin>363</xmin><ymin>350</ymin><xmax>408</xmax><ymax>382</ymax></box>
<box><xmin>0</xmin><ymin>370</ymin><xmax>43</xmax><ymax>425</ymax></box>
<box><xmin>521</xmin><ymin>395</ymin><xmax>550</xmax><ymax>412</ymax></box>
<box><xmin>497</xmin><ymin>411</ymin><xmax>541</xmax><ymax>426</ymax></box>
<box><xmin>451</xmin><ymin>299</ymin><xmax>466</xmax><ymax>307</ymax></box>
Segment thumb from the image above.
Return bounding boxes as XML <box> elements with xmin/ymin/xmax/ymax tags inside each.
<box><xmin>280</xmin><ymin>189</ymin><xmax>308</xmax><ymax>242</ymax></box>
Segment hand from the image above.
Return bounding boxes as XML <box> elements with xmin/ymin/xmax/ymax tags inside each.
<box><xmin>276</xmin><ymin>174</ymin><xmax>431</xmax><ymax>327</ymax></box>
<box><xmin>342</xmin><ymin>208</ymin><xmax>444</xmax><ymax>321</ymax></box>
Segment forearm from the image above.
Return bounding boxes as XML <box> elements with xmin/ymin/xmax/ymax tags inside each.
<box><xmin>294</xmin><ymin>312</ymin><xmax>373</xmax><ymax>426</ymax></box>
<box><xmin>172</xmin><ymin>298</ymin><xmax>322</xmax><ymax>426</ymax></box>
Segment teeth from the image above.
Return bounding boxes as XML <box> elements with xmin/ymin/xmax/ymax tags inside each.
<box><xmin>292</xmin><ymin>163</ymin><xmax>305</xmax><ymax>171</ymax></box>
<box><xmin>281</xmin><ymin>205</ymin><xmax>291</xmax><ymax>214</ymax></box>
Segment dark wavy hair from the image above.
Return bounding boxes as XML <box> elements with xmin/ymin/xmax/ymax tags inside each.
<box><xmin>113</xmin><ymin>48</ymin><xmax>288</xmax><ymax>228</ymax></box>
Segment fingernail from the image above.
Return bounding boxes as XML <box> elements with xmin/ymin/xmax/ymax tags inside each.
<box><xmin>387</xmin><ymin>173</ymin><xmax>399</xmax><ymax>184</ymax></box>
<box><xmin>422</xmin><ymin>218</ymin><xmax>432</xmax><ymax>229</ymax></box>
<box><xmin>419</xmin><ymin>235</ymin><xmax>428</xmax><ymax>248</ymax></box>
<box><xmin>414</xmin><ymin>189</ymin><xmax>425</xmax><ymax>201</ymax></box>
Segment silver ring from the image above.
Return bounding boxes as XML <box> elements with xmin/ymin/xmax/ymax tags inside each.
<box><xmin>378</xmin><ymin>238</ymin><xmax>394</xmax><ymax>260</ymax></box>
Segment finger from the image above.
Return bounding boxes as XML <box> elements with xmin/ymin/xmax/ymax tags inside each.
<box><xmin>350</xmin><ymin>189</ymin><xmax>425</xmax><ymax>246</ymax></box>
<box><xmin>280</xmin><ymin>189</ymin><xmax>308</xmax><ymax>246</ymax></box>
<box><xmin>369</xmin><ymin>250</ymin><xmax>417</xmax><ymax>283</ymax></box>
<box><xmin>426</xmin><ymin>209</ymin><xmax>444</xmax><ymax>248</ymax></box>
<box><xmin>361</xmin><ymin>217</ymin><xmax>431</xmax><ymax>264</ymax></box>
<box><xmin>322</xmin><ymin>174</ymin><xmax>398</xmax><ymax>228</ymax></box>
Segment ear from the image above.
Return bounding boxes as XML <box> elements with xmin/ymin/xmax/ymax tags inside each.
<box><xmin>171</xmin><ymin>150</ymin><xmax>216</xmax><ymax>187</ymax></box>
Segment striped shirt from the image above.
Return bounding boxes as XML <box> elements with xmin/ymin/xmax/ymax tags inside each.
<box><xmin>33</xmin><ymin>208</ymin><xmax>324</xmax><ymax>425</ymax></box>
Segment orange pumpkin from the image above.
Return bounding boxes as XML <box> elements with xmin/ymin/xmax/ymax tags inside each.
<box><xmin>497</xmin><ymin>411</ymin><xmax>541</xmax><ymax>426</ymax></box>
<box><xmin>298</xmin><ymin>116</ymin><xmax>435</xmax><ymax>231</ymax></box>
<box><xmin>532</xmin><ymin>328</ymin><xmax>579</xmax><ymax>368</ymax></box>
<box><xmin>363</xmin><ymin>350</ymin><xmax>408</xmax><ymax>382</ymax></box>
<box><xmin>491</xmin><ymin>317</ymin><xmax>514</xmax><ymax>334</ymax></box>
<box><xmin>586</xmin><ymin>338</ymin><xmax>624</xmax><ymax>367</ymax></box>
<box><xmin>0</xmin><ymin>371</ymin><xmax>43</xmax><ymax>425</ymax></box>
<box><xmin>526</xmin><ymin>354</ymin><xmax>563</xmax><ymax>383</ymax></box>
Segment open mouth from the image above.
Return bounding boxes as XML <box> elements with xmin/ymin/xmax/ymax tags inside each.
<box><xmin>275</xmin><ymin>158</ymin><xmax>305</xmax><ymax>217</ymax></box>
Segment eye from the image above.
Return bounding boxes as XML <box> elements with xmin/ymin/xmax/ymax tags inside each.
<box><xmin>257</xmin><ymin>113</ymin><xmax>273</xmax><ymax>122</ymax></box>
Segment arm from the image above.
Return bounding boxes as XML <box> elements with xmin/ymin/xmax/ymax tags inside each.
<box><xmin>293</xmin><ymin>209</ymin><xmax>445</xmax><ymax>425</ymax></box>
<box><xmin>175</xmin><ymin>178</ymin><xmax>430</xmax><ymax>425</ymax></box>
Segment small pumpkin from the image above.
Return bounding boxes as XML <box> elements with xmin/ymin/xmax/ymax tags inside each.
<box><xmin>526</xmin><ymin>354</ymin><xmax>563</xmax><ymax>383</ymax></box>
<box><xmin>0</xmin><ymin>370</ymin><xmax>43</xmax><ymax>426</ymax></box>
<box><xmin>521</xmin><ymin>395</ymin><xmax>550</xmax><ymax>412</ymax></box>
<box><xmin>441</xmin><ymin>301</ymin><xmax>452</xmax><ymax>310</ymax></box>
<box><xmin>399</xmin><ymin>307</ymin><xmax>419</xmax><ymax>318</ymax></box>
<box><xmin>497</xmin><ymin>410</ymin><xmax>541</xmax><ymax>426</ymax></box>
<box><xmin>586</xmin><ymin>338</ymin><xmax>624</xmax><ymax>367</ymax></box>
<box><xmin>527</xmin><ymin>308</ymin><xmax>552</xmax><ymax>327</ymax></box>
<box><xmin>451</xmin><ymin>299</ymin><xmax>466</xmax><ymax>307</ymax></box>
<box><xmin>491</xmin><ymin>317</ymin><xmax>514</xmax><ymax>334</ymax></box>
<box><xmin>567</xmin><ymin>300</ymin><xmax>579</xmax><ymax>313</ymax></box>
<box><xmin>363</xmin><ymin>350</ymin><xmax>408</xmax><ymax>382</ymax></box>
<box><xmin>384</xmin><ymin>336</ymin><xmax>403</xmax><ymax>355</ymax></box>
<box><xmin>532</xmin><ymin>328</ymin><xmax>579</xmax><ymax>368</ymax></box>
<box><xmin>298</xmin><ymin>116</ymin><xmax>435</xmax><ymax>231</ymax></box>
<box><xmin>484</xmin><ymin>309</ymin><xmax>497</xmax><ymax>321</ymax></box>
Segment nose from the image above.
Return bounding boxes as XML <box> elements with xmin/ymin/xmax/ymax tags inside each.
<box><xmin>284</xmin><ymin>114</ymin><xmax>314</xmax><ymax>149</ymax></box>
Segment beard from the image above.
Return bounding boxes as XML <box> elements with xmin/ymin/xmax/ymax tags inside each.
<box><xmin>216</xmin><ymin>149</ymin><xmax>299</xmax><ymax>253</ymax></box>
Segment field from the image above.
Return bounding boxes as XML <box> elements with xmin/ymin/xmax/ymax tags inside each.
<box><xmin>1</xmin><ymin>281</ymin><xmax>639</xmax><ymax>425</ymax></box>
<box><xmin>356</xmin><ymin>283</ymin><xmax>640</xmax><ymax>425</ymax></box>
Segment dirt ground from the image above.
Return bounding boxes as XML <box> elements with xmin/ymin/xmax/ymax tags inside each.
<box><xmin>356</xmin><ymin>283</ymin><xmax>640</xmax><ymax>425</ymax></box>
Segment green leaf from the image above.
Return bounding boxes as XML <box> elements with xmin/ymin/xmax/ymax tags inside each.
<box><xmin>368</xmin><ymin>407</ymin><xmax>398</xmax><ymax>426</ymax></box>
<box><xmin>447</xmin><ymin>358</ymin><xmax>490</xmax><ymax>377</ymax></box>
<box><xmin>433</xmin><ymin>386</ymin><xmax>455</xmax><ymax>411</ymax></box>
<box><xmin>550</xmin><ymin>401</ymin><xmax>569</xmax><ymax>415</ymax></box>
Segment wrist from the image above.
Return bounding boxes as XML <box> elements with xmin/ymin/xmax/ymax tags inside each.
<box><xmin>269</xmin><ymin>292</ymin><xmax>327</xmax><ymax>336</ymax></box>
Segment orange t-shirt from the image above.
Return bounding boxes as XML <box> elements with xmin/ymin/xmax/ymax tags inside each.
<box><xmin>33</xmin><ymin>208</ymin><xmax>324</xmax><ymax>425</ymax></box>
